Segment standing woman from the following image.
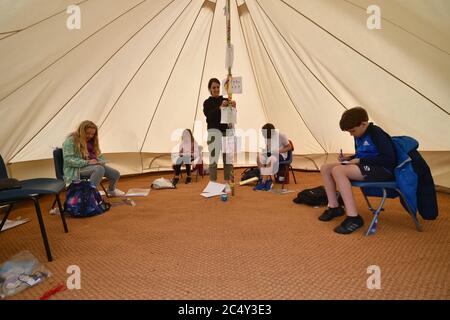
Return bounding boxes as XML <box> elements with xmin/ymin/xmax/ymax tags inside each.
<box><xmin>62</xmin><ymin>120</ymin><xmax>125</xmax><ymax>197</ymax></box>
<box><xmin>203</xmin><ymin>78</ymin><xmax>236</xmax><ymax>185</ymax></box>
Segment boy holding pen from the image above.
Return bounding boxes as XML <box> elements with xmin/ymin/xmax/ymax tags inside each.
<box><xmin>319</xmin><ymin>107</ymin><xmax>397</xmax><ymax>234</ymax></box>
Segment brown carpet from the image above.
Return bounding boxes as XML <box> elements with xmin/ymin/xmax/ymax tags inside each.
<box><xmin>1</xmin><ymin>170</ymin><xmax>449</xmax><ymax>300</ymax></box>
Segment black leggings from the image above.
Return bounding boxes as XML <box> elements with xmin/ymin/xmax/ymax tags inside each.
<box><xmin>173</xmin><ymin>163</ymin><xmax>191</xmax><ymax>176</ymax></box>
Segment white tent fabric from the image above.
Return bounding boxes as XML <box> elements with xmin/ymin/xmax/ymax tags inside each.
<box><xmin>0</xmin><ymin>0</ymin><xmax>449</xmax><ymax>187</ymax></box>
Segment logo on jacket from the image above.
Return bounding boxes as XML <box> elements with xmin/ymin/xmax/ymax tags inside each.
<box><xmin>363</xmin><ymin>140</ymin><xmax>371</xmax><ymax>146</ymax></box>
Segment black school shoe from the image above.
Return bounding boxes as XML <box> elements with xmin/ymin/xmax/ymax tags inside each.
<box><xmin>172</xmin><ymin>177</ymin><xmax>180</xmax><ymax>186</ymax></box>
<box><xmin>319</xmin><ymin>206</ymin><xmax>345</xmax><ymax>221</ymax></box>
<box><xmin>334</xmin><ymin>215</ymin><xmax>364</xmax><ymax>234</ymax></box>
<box><xmin>185</xmin><ymin>176</ymin><xmax>192</xmax><ymax>184</ymax></box>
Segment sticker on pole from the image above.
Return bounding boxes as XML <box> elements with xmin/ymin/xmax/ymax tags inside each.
<box><xmin>222</xmin><ymin>77</ymin><xmax>243</xmax><ymax>94</ymax></box>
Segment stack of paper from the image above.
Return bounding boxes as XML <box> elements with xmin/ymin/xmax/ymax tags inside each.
<box><xmin>201</xmin><ymin>182</ymin><xmax>227</xmax><ymax>198</ymax></box>
<box><xmin>125</xmin><ymin>189</ymin><xmax>150</xmax><ymax>197</ymax></box>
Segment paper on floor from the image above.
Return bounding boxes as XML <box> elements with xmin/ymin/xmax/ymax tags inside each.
<box><xmin>125</xmin><ymin>188</ymin><xmax>150</xmax><ymax>197</ymax></box>
<box><xmin>0</xmin><ymin>218</ymin><xmax>30</xmax><ymax>232</ymax></box>
<box><xmin>201</xmin><ymin>182</ymin><xmax>227</xmax><ymax>198</ymax></box>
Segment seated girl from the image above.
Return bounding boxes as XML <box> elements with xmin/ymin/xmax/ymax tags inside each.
<box><xmin>171</xmin><ymin>129</ymin><xmax>201</xmax><ymax>186</ymax></box>
<box><xmin>62</xmin><ymin>120</ymin><xmax>124</xmax><ymax>197</ymax></box>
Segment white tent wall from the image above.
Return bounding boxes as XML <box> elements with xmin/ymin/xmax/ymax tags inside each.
<box><xmin>0</xmin><ymin>0</ymin><xmax>145</xmax><ymax>101</ymax></box>
<box><xmin>1</xmin><ymin>0</ymin><xmax>449</xmax><ymax>188</ymax></box>
<box><xmin>238</xmin><ymin>3</ymin><xmax>328</xmax><ymax>155</ymax></box>
<box><xmin>1</xmin><ymin>0</ymin><xmax>173</xmax><ymax>163</ymax></box>
<box><xmin>0</xmin><ymin>0</ymin><xmax>84</xmax><ymax>35</ymax></box>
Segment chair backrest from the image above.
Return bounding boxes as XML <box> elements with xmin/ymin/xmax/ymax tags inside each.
<box><xmin>283</xmin><ymin>140</ymin><xmax>294</xmax><ymax>164</ymax></box>
<box><xmin>53</xmin><ymin>148</ymin><xmax>64</xmax><ymax>181</ymax></box>
<box><xmin>0</xmin><ymin>154</ymin><xmax>8</xmax><ymax>179</ymax></box>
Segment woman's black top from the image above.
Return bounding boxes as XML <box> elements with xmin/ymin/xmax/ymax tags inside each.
<box><xmin>203</xmin><ymin>95</ymin><xmax>229</xmax><ymax>134</ymax></box>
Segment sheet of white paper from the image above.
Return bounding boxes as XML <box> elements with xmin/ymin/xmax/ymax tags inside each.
<box><xmin>125</xmin><ymin>188</ymin><xmax>150</xmax><ymax>197</ymax></box>
<box><xmin>220</xmin><ymin>107</ymin><xmax>237</xmax><ymax>124</ymax></box>
<box><xmin>201</xmin><ymin>192</ymin><xmax>227</xmax><ymax>198</ymax></box>
<box><xmin>202</xmin><ymin>182</ymin><xmax>226</xmax><ymax>195</ymax></box>
<box><xmin>0</xmin><ymin>218</ymin><xmax>30</xmax><ymax>232</ymax></box>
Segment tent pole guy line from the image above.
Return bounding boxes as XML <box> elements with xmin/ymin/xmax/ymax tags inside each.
<box><xmin>235</xmin><ymin>1</ymin><xmax>270</xmax><ymax>123</ymax></box>
<box><xmin>8</xmin><ymin>0</ymin><xmax>178</xmax><ymax>163</ymax></box>
<box><xmin>246</xmin><ymin>1</ymin><xmax>328</xmax><ymax>154</ymax></box>
<box><xmin>280</xmin><ymin>0</ymin><xmax>450</xmax><ymax>117</ymax></box>
<box><xmin>192</xmin><ymin>1</ymin><xmax>218</xmax><ymax>132</ymax></box>
<box><xmin>0</xmin><ymin>0</ymin><xmax>90</xmax><ymax>40</ymax></box>
<box><xmin>255</xmin><ymin>0</ymin><xmax>349</xmax><ymax>112</ymax></box>
<box><xmin>139</xmin><ymin>0</ymin><xmax>205</xmax><ymax>153</ymax></box>
<box><xmin>0</xmin><ymin>0</ymin><xmax>148</xmax><ymax>104</ymax></box>
<box><xmin>342</xmin><ymin>0</ymin><xmax>450</xmax><ymax>56</ymax></box>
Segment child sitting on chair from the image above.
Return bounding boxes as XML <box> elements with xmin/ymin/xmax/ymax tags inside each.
<box><xmin>171</xmin><ymin>129</ymin><xmax>201</xmax><ymax>186</ymax></box>
<box><xmin>320</xmin><ymin>107</ymin><xmax>397</xmax><ymax>234</ymax></box>
<box><xmin>62</xmin><ymin>120</ymin><xmax>125</xmax><ymax>197</ymax></box>
<box><xmin>255</xmin><ymin>123</ymin><xmax>292</xmax><ymax>191</ymax></box>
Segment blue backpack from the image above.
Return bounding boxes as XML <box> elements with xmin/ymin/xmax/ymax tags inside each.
<box><xmin>64</xmin><ymin>180</ymin><xmax>111</xmax><ymax>217</ymax></box>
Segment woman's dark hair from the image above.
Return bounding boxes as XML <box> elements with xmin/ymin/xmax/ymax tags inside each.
<box><xmin>262</xmin><ymin>123</ymin><xmax>276</xmax><ymax>139</ymax></box>
<box><xmin>208</xmin><ymin>78</ymin><xmax>221</xmax><ymax>90</ymax></box>
<box><xmin>339</xmin><ymin>107</ymin><xmax>369</xmax><ymax>131</ymax></box>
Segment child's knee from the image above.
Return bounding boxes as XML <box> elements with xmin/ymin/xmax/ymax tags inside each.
<box><xmin>320</xmin><ymin>163</ymin><xmax>334</xmax><ymax>174</ymax></box>
<box><xmin>331</xmin><ymin>165</ymin><xmax>345</xmax><ymax>177</ymax></box>
<box><xmin>94</xmin><ymin>165</ymin><xmax>106</xmax><ymax>175</ymax></box>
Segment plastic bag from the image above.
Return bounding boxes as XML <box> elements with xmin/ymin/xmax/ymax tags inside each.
<box><xmin>0</xmin><ymin>251</ymin><xmax>51</xmax><ymax>299</ymax></box>
<box><xmin>151</xmin><ymin>178</ymin><xmax>175</xmax><ymax>190</ymax></box>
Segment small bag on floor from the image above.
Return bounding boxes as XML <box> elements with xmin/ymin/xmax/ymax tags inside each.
<box><xmin>151</xmin><ymin>178</ymin><xmax>176</xmax><ymax>190</ymax></box>
<box><xmin>293</xmin><ymin>186</ymin><xmax>344</xmax><ymax>207</ymax></box>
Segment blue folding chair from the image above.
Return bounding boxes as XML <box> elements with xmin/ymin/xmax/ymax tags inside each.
<box><xmin>351</xmin><ymin>181</ymin><xmax>423</xmax><ymax>236</ymax></box>
<box><xmin>0</xmin><ymin>154</ymin><xmax>68</xmax><ymax>262</ymax></box>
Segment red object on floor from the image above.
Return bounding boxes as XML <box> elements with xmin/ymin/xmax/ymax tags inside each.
<box><xmin>39</xmin><ymin>283</ymin><xmax>67</xmax><ymax>300</ymax></box>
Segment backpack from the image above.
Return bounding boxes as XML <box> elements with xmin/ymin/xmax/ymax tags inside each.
<box><xmin>241</xmin><ymin>167</ymin><xmax>260</xmax><ymax>181</ymax></box>
<box><xmin>293</xmin><ymin>186</ymin><xmax>344</xmax><ymax>207</ymax></box>
<box><xmin>64</xmin><ymin>180</ymin><xmax>111</xmax><ymax>217</ymax></box>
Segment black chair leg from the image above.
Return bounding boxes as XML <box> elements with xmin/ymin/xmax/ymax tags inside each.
<box><xmin>290</xmin><ymin>166</ymin><xmax>297</xmax><ymax>184</ymax></box>
<box><xmin>51</xmin><ymin>198</ymin><xmax>57</xmax><ymax>210</ymax></box>
<box><xmin>281</xmin><ymin>165</ymin><xmax>288</xmax><ymax>189</ymax></box>
<box><xmin>55</xmin><ymin>194</ymin><xmax>68</xmax><ymax>233</ymax></box>
<box><xmin>0</xmin><ymin>204</ymin><xmax>14</xmax><ymax>232</ymax></box>
<box><xmin>32</xmin><ymin>197</ymin><xmax>53</xmax><ymax>262</ymax></box>
<box><xmin>100</xmin><ymin>182</ymin><xmax>110</xmax><ymax>198</ymax></box>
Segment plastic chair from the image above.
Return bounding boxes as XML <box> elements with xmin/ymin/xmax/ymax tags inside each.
<box><xmin>0</xmin><ymin>154</ymin><xmax>68</xmax><ymax>262</ymax></box>
<box><xmin>351</xmin><ymin>180</ymin><xmax>423</xmax><ymax>236</ymax></box>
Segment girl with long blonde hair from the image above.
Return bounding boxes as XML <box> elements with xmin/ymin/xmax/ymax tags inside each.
<box><xmin>62</xmin><ymin>120</ymin><xmax>124</xmax><ymax>196</ymax></box>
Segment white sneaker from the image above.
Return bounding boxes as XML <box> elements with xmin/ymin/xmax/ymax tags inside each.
<box><xmin>224</xmin><ymin>184</ymin><xmax>232</xmax><ymax>194</ymax></box>
<box><xmin>108</xmin><ymin>189</ymin><xmax>125</xmax><ymax>197</ymax></box>
<box><xmin>49</xmin><ymin>208</ymin><xmax>60</xmax><ymax>215</ymax></box>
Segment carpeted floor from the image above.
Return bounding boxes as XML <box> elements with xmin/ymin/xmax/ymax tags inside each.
<box><xmin>1</xmin><ymin>170</ymin><xmax>449</xmax><ymax>300</ymax></box>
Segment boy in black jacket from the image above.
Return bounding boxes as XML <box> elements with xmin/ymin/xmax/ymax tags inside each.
<box><xmin>320</xmin><ymin>107</ymin><xmax>397</xmax><ymax>234</ymax></box>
